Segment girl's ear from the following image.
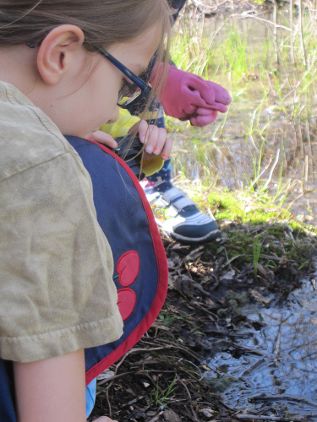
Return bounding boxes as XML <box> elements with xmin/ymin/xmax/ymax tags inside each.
<box><xmin>36</xmin><ymin>25</ymin><xmax>85</xmax><ymax>85</ymax></box>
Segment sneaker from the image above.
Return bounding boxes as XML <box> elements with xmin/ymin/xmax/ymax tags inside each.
<box><xmin>142</xmin><ymin>182</ymin><xmax>221</xmax><ymax>244</ymax></box>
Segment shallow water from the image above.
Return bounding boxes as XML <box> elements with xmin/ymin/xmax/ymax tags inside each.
<box><xmin>205</xmin><ymin>264</ymin><xmax>317</xmax><ymax>420</ymax></box>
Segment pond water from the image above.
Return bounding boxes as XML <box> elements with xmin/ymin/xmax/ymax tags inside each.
<box><xmin>172</xmin><ymin>5</ymin><xmax>317</xmax><ymax>224</ymax></box>
<box><xmin>205</xmin><ymin>263</ymin><xmax>317</xmax><ymax>420</ymax></box>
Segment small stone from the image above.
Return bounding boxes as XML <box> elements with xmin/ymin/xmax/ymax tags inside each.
<box><xmin>199</xmin><ymin>407</ymin><xmax>215</xmax><ymax>418</ymax></box>
<box><xmin>250</xmin><ymin>289</ymin><xmax>272</xmax><ymax>305</ymax></box>
<box><xmin>163</xmin><ymin>409</ymin><xmax>182</xmax><ymax>422</ymax></box>
<box><xmin>96</xmin><ymin>369</ymin><xmax>115</xmax><ymax>381</ymax></box>
<box><xmin>221</xmin><ymin>270</ymin><xmax>236</xmax><ymax>282</ymax></box>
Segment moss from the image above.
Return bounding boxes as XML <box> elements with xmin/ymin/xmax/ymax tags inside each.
<box><xmin>191</xmin><ymin>187</ymin><xmax>317</xmax><ymax>277</ymax></box>
<box><xmin>207</xmin><ymin>189</ymin><xmax>317</xmax><ymax>236</ymax></box>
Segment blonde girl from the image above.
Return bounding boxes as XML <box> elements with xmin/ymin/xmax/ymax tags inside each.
<box><xmin>0</xmin><ymin>1</ymin><xmax>171</xmax><ymax>421</ymax></box>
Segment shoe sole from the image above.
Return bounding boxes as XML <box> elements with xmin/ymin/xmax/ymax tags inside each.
<box><xmin>168</xmin><ymin>228</ymin><xmax>221</xmax><ymax>244</ymax></box>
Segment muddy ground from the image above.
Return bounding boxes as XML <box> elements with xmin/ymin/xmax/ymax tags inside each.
<box><xmin>90</xmin><ymin>222</ymin><xmax>317</xmax><ymax>422</ymax></box>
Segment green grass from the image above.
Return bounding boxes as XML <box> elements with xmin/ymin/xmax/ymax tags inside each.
<box><xmin>168</xmin><ymin>11</ymin><xmax>317</xmax><ymax>196</ymax></box>
<box><xmin>150</xmin><ymin>376</ymin><xmax>177</xmax><ymax>407</ymax></box>
<box><xmin>207</xmin><ymin>188</ymin><xmax>316</xmax><ymax>233</ymax></box>
<box><xmin>203</xmin><ymin>187</ymin><xmax>316</xmax><ymax>275</ymax></box>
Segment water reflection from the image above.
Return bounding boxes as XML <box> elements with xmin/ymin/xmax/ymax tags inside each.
<box><xmin>206</xmin><ymin>274</ymin><xmax>317</xmax><ymax>419</ymax></box>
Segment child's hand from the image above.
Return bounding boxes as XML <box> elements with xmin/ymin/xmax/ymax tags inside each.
<box><xmin>86</xmin><ymin>130</ymin><xmax>118</xmax><ymax>149</ymax></box>
<box><xmin>135</xmin><ymin>119</ymin><xmax>172</xmax><ymax>160</ymax></box>
<box><xmin>87</xmin><ymin>120</ymin><xmax>171</xmax><ymax>161</ymax></box>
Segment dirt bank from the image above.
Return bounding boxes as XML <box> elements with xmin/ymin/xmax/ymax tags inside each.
<box><xmin>90</xmin><ymin>223</ymin><xmax>317</xmax><ymax>422</ymax></box>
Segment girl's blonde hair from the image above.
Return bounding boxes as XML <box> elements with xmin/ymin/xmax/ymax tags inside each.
<box><xmin>0</xmin><ymin>0</ymin><xmax>172</xmax><ymax>163</ymax></box>
<box><xmin>0</xmin><ymin>0</ymin><xmax>171</xmax><ymax>109</ymax></box>
<box><xmin>0</xmin><ymin>0</ymin><xmax>171</xmax><ymax>50</ymax></box>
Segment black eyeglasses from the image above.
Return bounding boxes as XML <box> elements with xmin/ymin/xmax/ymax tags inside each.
<box><xmin>95</xmin><ymin>47</ymin><xmax>152</xmax><ymax>113</ymax></box>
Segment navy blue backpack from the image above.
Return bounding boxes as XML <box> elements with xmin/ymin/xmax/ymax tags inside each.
<box><xmin>0</xmin><ymin>136</ymin><xmax>168</xmax><ymax>420</ymax></box>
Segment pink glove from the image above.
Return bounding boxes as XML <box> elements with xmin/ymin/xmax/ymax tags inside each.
<box><xmin>153</xmin><ymin>64</ymin><xmax>231</xmax><ymax>127</ymax></box>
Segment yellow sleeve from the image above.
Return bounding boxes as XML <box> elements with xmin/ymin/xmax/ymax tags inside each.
<box><xmin>100</xmin><ymin>109</ymin><xmax>139</xmax><ymax>138</ymax></box>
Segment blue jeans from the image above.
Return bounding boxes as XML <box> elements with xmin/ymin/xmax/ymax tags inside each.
<box><xmin>86</xmin><ymin>378</ymin><xmax>97</xmax><ymax>417</ymax></box>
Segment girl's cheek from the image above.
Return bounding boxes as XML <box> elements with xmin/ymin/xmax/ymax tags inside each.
<box><xmin>110</xmin><ymin>106</ymin><xmax>119</xmax><ymax>123</ymax></box>
<box><xmin>102</xmin><ymin>101</ymin><xmax>119</xmax><ymax>125</ymax></box>
<box><xmin>107</xmin><ymin>87</ymin><xmax>121</xmax><ymax>122</ymax></box>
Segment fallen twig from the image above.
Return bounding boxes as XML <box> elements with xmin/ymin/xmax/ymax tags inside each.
<box><xmin>250</xmin><ymin>394</ymin><xmax>317</xmax><ymax>408</ymax></box>
<box><xmin>235</xmin><ymin>414</ymin><xmax>306</xmax><ymax>421</ymax></box>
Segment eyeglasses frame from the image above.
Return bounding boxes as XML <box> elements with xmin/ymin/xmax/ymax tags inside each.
<box><xmin>27</xmin><ymin>39</ymin><xmax>152</xmax><ymax>111</ymax></box>
<box><xmin>95</xmin><ymin>46</ymin><xmax>152</xmax><ymax>110</ymax></box>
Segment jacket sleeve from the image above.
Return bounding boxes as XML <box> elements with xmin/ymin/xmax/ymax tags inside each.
<box><xmin>0</xmin><ymin>153</ymin><xmax>123</xmax><ymax>362</ymax></box>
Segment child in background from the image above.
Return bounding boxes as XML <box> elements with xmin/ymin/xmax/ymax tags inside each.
<box><xmin>145</xmin><ymin>0</ymin><xmax>231</xmax><ymax>243</ymax></box>
<box><xmin>0</xmin><ymin>1</ymin><xmax>171</xmax><ymax>421</ymax></box>
<box><xmin>96</xmin><ymin>0</ymin><xmax>231</xmax><ymax>244</ymax></box>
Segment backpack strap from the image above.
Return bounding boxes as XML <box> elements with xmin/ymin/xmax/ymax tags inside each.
<box><xmin>0</xmin><ymin>360</ymin><xmax>16</xmax><ymax>422</ymax></box>
<box><xmin>0</xmin><ymin>135</ymin><xmax>168</xmax><ymax>422</ymax></box>
<box><xmin>66</xmin><ymin>136</ymin><xmax>168</xmax><ymax>384</ymax></box>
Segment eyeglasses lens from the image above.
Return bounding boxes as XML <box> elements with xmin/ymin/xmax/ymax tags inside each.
<box><xmin>118</xmin><ymin>80</ymin><xmax>142</xmax><ymax>108</ymax></box>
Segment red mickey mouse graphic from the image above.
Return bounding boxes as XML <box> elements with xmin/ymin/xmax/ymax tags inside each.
<box><xmin>116</xmin><ymin>250</ymin><xmax>140</xmax><ymax>320</ymax></box>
